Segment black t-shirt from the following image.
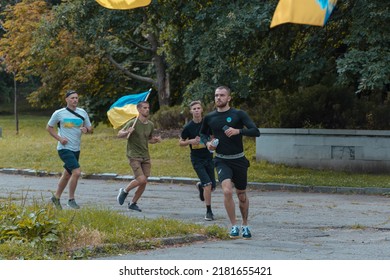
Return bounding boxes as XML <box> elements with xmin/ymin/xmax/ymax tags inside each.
<box><xmin>181</xmin><ymin>120</ymin><xmax>212</xmax><ymax>159</ymax></box>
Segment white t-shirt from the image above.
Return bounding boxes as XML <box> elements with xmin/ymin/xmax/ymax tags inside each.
<box><xmin>47</xmin><ymin>107</ymin><xmax>91</xmax><ymax>152</ymax></box>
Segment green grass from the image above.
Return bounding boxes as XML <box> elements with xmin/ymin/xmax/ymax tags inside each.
<box><xmin>1</xmin><ymin>114</ymin><xmax>390</xmax><ymax>188</ymax></box>
<box><xmin>0</xmin><ymin>199</ymin><xmax>226</xmax><ymax>260</ymax></box>
<box><xmin>1</xmin><ymin>114</ymin><xmax>390</xmax><ymax>259</ymax></box>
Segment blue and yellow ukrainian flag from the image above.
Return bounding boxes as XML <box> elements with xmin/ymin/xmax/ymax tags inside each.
<box><xmin>107</xmin><ymin>90</ymin><xmax>150</xmax><ymax>129</ymax></box>
<box><xmin>270</xmin><ymin>0</ymin><xmax>337</xmax><ymax>28</ymax></box>
<box><xmin>95</xmin><ymin>0</ymin><xmax>151</xmax><ymax>10</ymax></box>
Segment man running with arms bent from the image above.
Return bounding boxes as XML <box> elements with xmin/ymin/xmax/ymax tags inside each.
<box><xmin>200</xmin><ymin>86</ymin><xmax>260</xmax><ymax>239</ymax></box>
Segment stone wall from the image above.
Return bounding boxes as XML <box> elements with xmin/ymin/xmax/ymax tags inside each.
<box><xmin>256</xmin><ymin>128</ymin><xmax>390</xmax><ymax>173</ymax></box>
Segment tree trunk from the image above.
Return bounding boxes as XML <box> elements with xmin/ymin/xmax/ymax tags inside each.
<box><xmin>154</xmin><ymin>55</ymin><xmax>170</xmax><ymax>107</ymax></box>
<box><xmin>13</xmin><ymin>71</ymin><xmax>19</xmax><ymax>135</ymax></box>
<box><xmin>147</xmin><ymin>33</ymin><xmax>170</xmax><ymax>107</ymax></box>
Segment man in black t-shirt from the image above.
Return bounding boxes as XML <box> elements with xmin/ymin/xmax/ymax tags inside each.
<box><xmin>200</xmin><ymin>86</ymin><xmax>260</xmax><ymax>239</ymax></box>
<box><xmin>180</xmin><ymin>100</ymin><xmax>216</xmax><ymax>221</ymax></box>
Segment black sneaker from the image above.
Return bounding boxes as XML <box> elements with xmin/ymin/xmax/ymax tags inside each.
<box><xmin>196</xmin><ymin>182</ymin><xmax>204</xmax><ymax>201</ymax></box>
<box><xmin>204</xmin><ymin>211</ymin><xmax>214</xmax><ymax>221</ymax></box>
<box><xmin>128</xmin><ymin>202</ymin><xmax>142</xmax><ymax>212</ymax></box>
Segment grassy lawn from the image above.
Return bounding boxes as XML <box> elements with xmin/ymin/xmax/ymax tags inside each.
<box><xmin>0</xmin><ymin>200</ymin><xmax>226</xmax><ymax>260</ymax></box>
<box><xmin>1</xmin><ymin>114</ymin><xmax>390</xmax><ymax>259</ymax></box>
<box><xmin>1</xmin><ymin>114</ymin><xmax>390</xmax><ymax>188</ymax></box>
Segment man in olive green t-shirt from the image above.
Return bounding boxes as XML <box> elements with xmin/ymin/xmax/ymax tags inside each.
<box><xmin>116</xmin><ymin>101</ymin><xmax>161</xmax><ymax>211</ymax></box>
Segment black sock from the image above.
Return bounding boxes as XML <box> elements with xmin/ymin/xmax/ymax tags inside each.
<box><xmin>206</xmin><ymin>205</ymin><xmax>212</xmax><ymax>213</ymax></box>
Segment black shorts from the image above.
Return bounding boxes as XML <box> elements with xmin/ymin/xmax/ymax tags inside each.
<box><xmin>191</xmin><ymin>156</ymin><xmax>216</xmax><ymax>188</ymax></box>
<box><xmin>214</xmin><ymin>156</ymin><xmax>250</xmax><ymax>190</ymax></box>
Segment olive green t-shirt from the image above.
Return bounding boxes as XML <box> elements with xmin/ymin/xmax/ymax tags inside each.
<box><xmin>124</xmin><ymin>118</ymin><xmax>154</xmax><ymax>158</ymax></box>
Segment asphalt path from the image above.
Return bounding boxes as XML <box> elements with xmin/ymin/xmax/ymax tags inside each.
<box><xmin>1</xmin><ymin>172</ymin><xmax>390</xmax><ymax>260</ymax></box>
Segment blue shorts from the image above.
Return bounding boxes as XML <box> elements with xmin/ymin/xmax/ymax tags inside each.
<box><xmin>58</xmin><ymin>149</ymin><xmax>80</xmax><ymax>175</ymax></box>
<box><xmin>214</xmin><ymin>156</ymin><xmax>250</xmax><ymax>190</ymax></box>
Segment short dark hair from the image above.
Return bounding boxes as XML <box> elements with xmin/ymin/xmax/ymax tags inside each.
<box><xmin>216</xmin><ymin>86</ymin><xmax>231</xmax><ymax>95</ymax></box>
<box><xmin>66</xmin><ymin>90</ymin><xmax>77</xmax><ymax>98</ymax></box>
<box><xmin>137</xmin><ymin>101</ymin><xmax>149</xmax><ymax>109</ymax></box>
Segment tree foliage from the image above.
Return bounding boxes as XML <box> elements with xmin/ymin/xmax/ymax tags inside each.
<box><xmin>336</xmin><ymin>1</ymin><xmax>390</xmax><ymax>94</ymax></box>
<box><xmin>0</xmin><ymin>0</ymin><xmax>388</xmax><ymax>128</ymax></box>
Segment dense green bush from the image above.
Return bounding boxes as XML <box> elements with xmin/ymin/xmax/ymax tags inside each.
<box><xmin>150</xmin><ymin>105</ymin><xmax>187</xmax><ymax>130</ymax></box>
<box><xmin>240</xmin><ymin>85</ymin><xmax>390</xmax><ymax>130</ymax></box>
<box><xmin>0</xmin><ymin>201</ymin><xmax>60</xmax><ymax>249</ymax></box>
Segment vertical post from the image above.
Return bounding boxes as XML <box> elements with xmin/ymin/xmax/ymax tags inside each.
<box><xmin>13</xmin><ymin>71</ymin><xmax>18</xmax><ymax>135</ymax></box>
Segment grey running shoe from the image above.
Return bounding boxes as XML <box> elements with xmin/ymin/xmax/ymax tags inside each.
<box><xmin>51</xmin><ymin>195</ymin><xmax>62</xmax><ymax>210</ymax></box>
<box><xmin>128</xmin><ymin>202</ymin><xmax>142</xmax><ymax>212</ymax></box>
<box><xmin>242</xmin><ymin>226</ymin><xmax>252</xmax><ymax>239</ymax></box>
<box><xmin>196</xmin><ymin>182</ymin><xmax>204</xmax><ymax>201</ymax></box>
<box><xmin>204</xmin><ymin>211</ymin><xmax>214</xmax><ymax>221</ymax></box>
<box><xmin>117</xmin><ymin>188</ymin><xmax>128</xmax><ymax>205</ymax></box>
<box><xmin>229</xmin><ymin>225</ymin><xmax>240</xmax><ymax>239</ymax></box>
<box><xmin>67</xmin><ymin>199</ymin><xmax>80</xmax><ymax>209</ymax></box>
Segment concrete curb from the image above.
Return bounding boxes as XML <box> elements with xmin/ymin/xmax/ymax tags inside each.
<box><xmin>2</xmin><ymin>167</ymin><xmax>390</xmax><ymax>196</ymax></box>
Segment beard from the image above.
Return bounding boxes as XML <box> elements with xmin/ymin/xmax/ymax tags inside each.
<box><xmin>215</xmin><ymin>99</ymin><xmax>228</xmax><ymax>108</ymax></box>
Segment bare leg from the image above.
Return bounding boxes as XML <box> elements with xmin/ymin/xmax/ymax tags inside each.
<box><xmin>55</xmin><ymin>169</ymin><xmax>71</xmax><ymax>198</ymax></box>
<box><xmin>204</xmin><ymin>184</ymin><xmax>212</xmax><ymax>206</ymax></box>
<box><xmin>237</xmin><ymin>189</ymin><xmax>249</xmax><ymax>226</ymax></box>
<box><xmin>221</xmin><ymin>179</ymin><xmax>236</xmax><ymax>225</ymax></box>
<box><xmin>125</xmin><ymin>175</ymin><xmax>148</xmax><ymax>203</ymax></box>
<box><xmin>132</xmin><ymin>183</ymin><xmax>146</xmax><ymax>203</ymax></box>
<box><xmin>68</xmin><ymin>168</ymin><xmax>81</xmax><ymax>199</ymax></box>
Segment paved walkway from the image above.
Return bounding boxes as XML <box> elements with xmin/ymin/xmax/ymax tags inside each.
<box><xmin>1</xmin><ymin>171</ymin><xmax>390</xmax><ymax>259</ymax></box>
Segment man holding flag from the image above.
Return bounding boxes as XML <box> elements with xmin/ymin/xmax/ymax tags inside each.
<box><xmin>116</xmin><ymin>100</ymin><xmax>161</xmax><ymax>211</ymax></box>
<box><xmin>107</xmin><ymin>90</ymin><xmax>151</xmax><ymax>129</ymax></box>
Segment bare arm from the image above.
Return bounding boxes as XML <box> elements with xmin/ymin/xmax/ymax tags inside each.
<box><xmin>117</xmin><ymin>127</ymin><xmax>134</xmax><ymax>138</ymax></box>
<box><xmin>46</xmin><ymin>125</ymin><xmax>68</xmax><ymax>145</ymax></box>
<box><xmin>149</xmin><ymin>135</ymin><xmax>162</xmax><ymax>144</ymax></box>
<box><xmin>80</xmin><ymin>126</ymin><xmax>93</xmax><ymax>134</ymax></box>
<box><xmin>179</xmin><ymin>136</ymin><xmax>200</xmax><ymax>147</ymax></box>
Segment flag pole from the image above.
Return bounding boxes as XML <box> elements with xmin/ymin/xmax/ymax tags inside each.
<box><xmin>127</xmin><ymin>88</ymin><xmax>152</xmax><ymax>138</ymax></box>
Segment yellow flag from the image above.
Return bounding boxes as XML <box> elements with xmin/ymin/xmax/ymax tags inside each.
<box><xmin>107</xmin><ymin>90</ymin><xmax>151</xmax><ymax>129</ymax></box>
<box><xmin>270</xmin><ymin>0</ymin><xmax>337</xmax><ymax>28</ymax></box>
<box><xmin>96</xmin><ymin>0</ymin><xmax>151</xmax><ymax>10</ymax></box>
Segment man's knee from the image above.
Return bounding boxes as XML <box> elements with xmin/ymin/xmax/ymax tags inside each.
<box><xmin>136</xmin><ymin>175</ymin><xmax>148</xmax><ymax>185</ymax></box>
<box><xmin>221</xmin><ymin>179</ymin><xmax>234</xmax><ymax>196</ymax></box>
<box><xmin>237</xmin><ymin>190</ymin><xmax>247</xmax><ymax>203</ymax></box>
<box><xmin>71</xmin><ymin>168</ymin><xmax>82</xmax><ymax>178</ymax></box>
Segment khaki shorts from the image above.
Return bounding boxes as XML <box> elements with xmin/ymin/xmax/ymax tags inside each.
<box><xmin>128</xmin><ymin>157</ymin><xmax>151</xmax><ymax>178</ymax></box>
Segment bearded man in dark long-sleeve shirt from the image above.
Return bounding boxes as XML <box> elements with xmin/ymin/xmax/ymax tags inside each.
<box><xmin>200</xmin><ymin>85</ymin><xmax>260</xmax><ymax>239</ymax></box>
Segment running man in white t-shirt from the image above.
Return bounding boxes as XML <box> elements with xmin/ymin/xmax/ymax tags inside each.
<box><xmin>47</xmin><ymin>90</ymin><xmax>92</xmax><ymax>209</ymax></box>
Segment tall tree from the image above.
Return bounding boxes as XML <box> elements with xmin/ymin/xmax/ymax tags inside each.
<box><xmin>0</xmin><ymin>0</ymin><xmax>49</xmax><ymax>133</ymax></box>
<box><xmin>46</xmin><ymin>0</ymin><xmax>171</xmax><ymax>107</ymax></box>
<box><xmin>1</xmin><ymin>0</ymin><xmax>388</xmax><ymax>129</ymax></box>
<box><xmin>336</xmin><ymin>0</ymin><xmax>390</xmax><ymax>94</ymax></box>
